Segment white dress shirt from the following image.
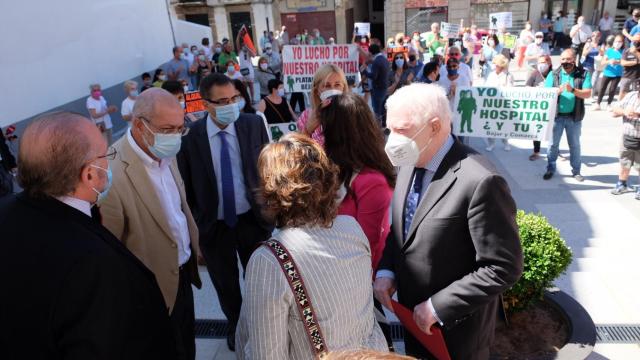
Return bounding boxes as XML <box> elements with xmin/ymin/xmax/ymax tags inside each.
<box><xmin>56</xmin><ymin>196</ymin><xmax>92</xmax><ymax>217</ymax></box>
<box><xmin>439</xmin><ymin>62</ymin><xmax>473</xmax><ymax>86</ymax></box>
<box><xmin>127</xmin><ymin>130</ymin><xmax>192</xmax><ymax>265</ymax></box>
<box><xmin>206</xmin><ymin>116</ymin><xmax>252</xmax><ymax>219</ymax></box>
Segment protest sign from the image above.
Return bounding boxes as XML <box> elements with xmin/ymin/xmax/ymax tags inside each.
<box><xmin>354</xmin><ymin>22</ymin><xmax>370</xmax><ymax>36</ymax></box>
<box><xmin>498</xmin><ymin>34</ymin><xmax>518</xmax><ymax>49</ymax></box>
<box><xmin>489</xmin><ymin>12</ymin><xmax>512</xmax><ymax>29</ymax></box>
<box><xmin>282</xmin><ymin>45</ymin><xmax>359</xmax><ymax>92</ymax></box>
<box><xmin>452</xmin><ymin>86</ymin><xmax>558</xmax><ymax>141</ymax></box>
<box><xmin>440</xmin><ymin>22</ymin><xmax>461</xmax><ymax>38</ymax></box>
<box><xmin>269</xmin><ymin>122</ymin><xmax>298</xmax><ymax>142</ymax></box>
<box><xmin>184</xmin><ymin>91</ymin><xmax>206</xmax><ymax>114</ymax></box>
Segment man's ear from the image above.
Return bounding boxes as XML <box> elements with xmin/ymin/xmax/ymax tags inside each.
<box><xmin>430</xmin><ymin>117</ymin><xmax>442</xmax><ymax>134</ymax></box>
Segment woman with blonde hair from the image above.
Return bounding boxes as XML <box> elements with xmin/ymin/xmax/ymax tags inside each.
<box><xmin>236</xmin><ymin>133</ymin><xmax>387</xmax><ymax>359</ymax></box>
<box><xmin>484</xmin><ymin>54</ymin><xmax>514</xmax><ymax>151</ymax></box>
<box><xmin>297</xmin><ymin>64</ymin><xmax>349</xmax><ymax>145</ymax></box>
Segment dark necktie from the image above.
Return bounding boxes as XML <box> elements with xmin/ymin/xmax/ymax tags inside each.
<box><xmin>219</xmin><ymin>131</ymin><xmax>238</xmax><ymax>227</ymax></box>
<box><xmin>91</xmin><ymin>205</ymin><xmax>102</xmax><ymax>225</ymax></box>
<box><xmin>404</xmin><ymin>168</ymin><xmax>426</xmax><ymax>242</ymax></box>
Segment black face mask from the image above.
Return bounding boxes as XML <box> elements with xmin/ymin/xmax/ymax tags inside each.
<box><xmin>435</xmin><ymin>74</ymin><xmax>440</xmax><ymax>82</ymax></box>
<box><xmin>561</xmin><ymin>62</ymin><xmax>574</xmax><ymax>71</ymax></box>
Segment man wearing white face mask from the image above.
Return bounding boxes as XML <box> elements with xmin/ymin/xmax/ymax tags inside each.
<box><xmin>176</xmin><ymin>74</ymin><xmax>272</xmax><ymax>352</ymax></box>
<box><xmin>121</xmin><ymin>80</ymin><xmax>138</xmax><ymax>123</ymax></box>
<box><xmin>1</xmin><ymin>111</ymin><xmax>179</xmax><ymax>359</ymax></box>
<box><xmin>373</xmin><ymin>83</ymin><xmax>523</xmax><ymax>360</ymax></box>
<box><xmin>263</xmin><ymin>42</ymin><xmax>282</xmax><ymax>78</ymax></box>
<box><xmin>100</xmin><ymin>88</ymin><xmax>202</xmax><ymax>360</ymax></box>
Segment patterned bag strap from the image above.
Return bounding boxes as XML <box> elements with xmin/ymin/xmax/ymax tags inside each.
<box><xmin>263</xmin><ymin>239</ymin><xmax>328</xmax><ymax>358</ymax></box>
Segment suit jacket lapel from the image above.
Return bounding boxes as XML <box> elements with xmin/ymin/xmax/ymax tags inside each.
<box><xmin>195</xmin><ymin>115</ymin><xmax>218</xmax><ymax>193</ymax></box>
<box><xmin>120</xmin><ymin>138</ymin><xmax>176</xmax><ymax>242</ymax></box>
<box><xmin>234</xmin><ymin>118</ymin><xmax>249</xmax><ymax>178</ymax></box>
<box><xmin>402</xmin><ymin>143</ymin><xmax>462</xmax><ymax>251</ymax></box>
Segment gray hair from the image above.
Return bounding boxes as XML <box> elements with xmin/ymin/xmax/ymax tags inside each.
<box><xmin>131</xmin><ymin>87</ymin><xmax>178</xmax><ymax>123</ymax></box>
<box><xmin>18</xmin><ymin>112</ymin><xmax>97</xmax><ymax>198</ymax></box>
<box><xmin>386</xmin><ymin>83</ymin><xmax>452</xmax><ymax>127</ymax></box>
<box><xmin>89</xmin><ymin>83</ymin><xmax>101</xmax><ymax>90</ymax></box>
<box><xmin>124</xmin><ymin>80</ymin><xmax>138</xmax><ymax>90</ymax></box>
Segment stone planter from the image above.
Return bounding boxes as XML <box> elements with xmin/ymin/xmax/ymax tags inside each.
<box><xmin>543</xmin><ymin>288</ymin><xmax>596</xmax><ymax>360</ymax></box>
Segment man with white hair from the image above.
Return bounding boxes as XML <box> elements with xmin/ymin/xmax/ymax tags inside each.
<box><xmin>374</xmin><ymin>84</ymin><xmax>523</xmax><ymax>359</ymax></box>
<box><xmin>121</xmin><ymin>80</ymin><xmax>138</xmax><ymax>122</ymax></box>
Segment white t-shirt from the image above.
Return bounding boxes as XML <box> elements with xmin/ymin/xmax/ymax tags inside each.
<box><xmin>203</xmin><ymin>46</ymin><xmax>212</xmax><ymax>58</ymax></box>
<box><xmin>184</xmin><ymin>52</ymin><xmax>195</xmax><ymax>67</ymax></box>
<box><xmin>484</xmin><ymin>71</ymin><xmax>514</xmax><ymax>87</ymax></box>
<box><xmin>439</xmin><ymin>62</ymin><xmax>473</xmax><ymax>86</ymax></box>
<box><xmin>438</xmin><ymin>71</ymin><xmax>472</xmax><ymax>94</ymax></box>
<box><xmin>238</xmin><ymin>49</ymin><xmax>254</xmax><ymax>78</ymax></box>
<box><xmin>226</xmin><ymin>71</ymin><xmax>244</xmax><ymax>81</ymax></box>
<box><xmin>599</xmin><ymin>17</ymin><xmax>614</xmax><ymax>31</ymax></box>
<box><xmin>121</xmin><ymin>97</ymin><xmax>136</xmax><ymax>119</ymax></box>
<box><xmin>571</xmin><ymin>24</ymin><xmax>592</xmax><ymax>45</ymax></box>
<box><xmin>86</xmin><ymin>96</ymin><xmax>113</xmax><ymax>129</ymax></box>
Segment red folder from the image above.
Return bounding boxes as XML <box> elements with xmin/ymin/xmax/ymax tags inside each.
<box><xmin>391</xmin><ymin>300</ymin><xmax>452</xmax><ymax>360</ymax></box>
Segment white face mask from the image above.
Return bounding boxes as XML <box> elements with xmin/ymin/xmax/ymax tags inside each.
<box><xmin>260</xmin><ymin>63</ymin><xmax>269</xmax><ymax>70</ymax></box>
<box><xmin>319</xmin><ymin>89</ymin><xmax>342</xmax><ymax>101</ymax></box>
<box><xmin>535</xmin><ymin>38</ymin><xmax>543</xmax><ymax>45</ymax></box>
<box><xmin>537</xmin><ymin>63</ymin><xmax>550</xmax><ymax>74</ymax></box>
<box><xmin>277</xmin><ymin>88</ymin><xmax>285</xmax><ymax>97</ymax></box>
<box><xmin>614</xmin><ymin>41</ymin><xmax>623</xmax><ymax>49</ymax></box>
<box><xmin>384</xmin><ymin>123</ymin><xmax>432</xmax><ymax>167</ymax></box>
<box><xmin>488</xmin><ymin>40</ymin><xmax>496</xmax><ymax>47</ymax></box>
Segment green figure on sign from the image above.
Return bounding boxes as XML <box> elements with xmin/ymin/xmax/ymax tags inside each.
<box><xmin>287</xmin><ymin>76</ymin><xmax>295</xmax><ymax>92</ymax></box>
<box><xmin>270</xmin><ymin>126</ymin><xmax>284</xmax><ymax>142</ymax></box>
<box><xmin>457</xmin><ymin>90</ymin><xmax>476</xmax><ymax>133</ymax></box>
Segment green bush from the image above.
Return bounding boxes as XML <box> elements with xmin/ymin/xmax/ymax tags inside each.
<box><xmin>503</xmin><ymin>210</ymin><xmax>573</xmax><ymax>313</ymax></box>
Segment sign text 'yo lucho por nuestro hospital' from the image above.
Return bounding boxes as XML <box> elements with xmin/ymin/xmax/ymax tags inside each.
<box><xmin>282</xmin><ymin>45</ymin><xmax>359</xmax><ymax>92</ymax></box>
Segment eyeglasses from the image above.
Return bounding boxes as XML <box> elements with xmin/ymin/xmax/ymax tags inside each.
<box><xmin>97</xmin><ymin>147</ymin><xmax>118</xmax><ymax>161</ymax></box>
<box><xmin>203</xmin><ymin>95</ymin><xmax>243</xmax><ymax>106</ymax></box>
<box><xmin>535</xmin><ymin>36</ymin><xmax>544</xmax><ymax>38</ymax></box>
<box><xmin>139</xmin><ymin>116</ymin><xmax>190</xmax><ymax>136</ymax></box>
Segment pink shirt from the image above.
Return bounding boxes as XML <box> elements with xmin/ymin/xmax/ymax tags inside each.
<box><xmin>338</xmin><ymin>168</ymin><xmax>393</xmax><ymax>272</ymax></box>
<box><xmin>296</xmin><ymin>109</ymin><xmax>324</xmax><ymax>145</ymax></box>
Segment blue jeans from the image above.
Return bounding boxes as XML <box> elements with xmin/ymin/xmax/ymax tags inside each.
<box><xmin>371</xmin><ymin>88</ymin><xmax>387</xmax><ymax>126</ymax></box>
<box><xmin>547</xmin><ymin>115</ymin><xmax>582</xmax><ymax>175</ymax></box>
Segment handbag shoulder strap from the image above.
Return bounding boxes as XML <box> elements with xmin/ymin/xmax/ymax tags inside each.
<box><xmin>265</xmin><ymin>97</ymin><xmax>287</xmax><ymax>123</ymax></box>
<box><xmin>263</xmin><ymin>239</ymin><xmax>328</xmax><ymax>357</ymax></box>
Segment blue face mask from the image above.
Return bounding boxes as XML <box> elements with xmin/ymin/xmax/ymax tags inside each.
<box><xmin>90</xmin><ymin>164</ymin><xmax>112</xmax><ymax>203</ymax></box>
<box><xmin>215</xmin><ymin>103</ymin><xmax>240</xmax><ymax>125</ymax></box>
<box><xmin>236</xmin><ymin>98</ymin><xmax>246</xmax><ymax>111</ymax></box>
<box><xmin>141</xmin><ymin>121</ymin><xmax>183</xmax><ymax>159</ymax></box>
<box><xmin>447</xmin><ymin>68</ymin><xmax>458</xmax><ymax>76</ymax></box>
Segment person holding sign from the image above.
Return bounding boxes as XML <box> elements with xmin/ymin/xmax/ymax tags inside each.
<box><xmin>543</xmin><ymin>49</ymin><xmax>592</xmax><ymax>181</ymax></box>
<box><xmin>526</xmin><ymin>55</ymin><xmax>554</xmax><ymax>161</ymax></box>
<box><xmin>257</xmin><ymin>79</ymin><xmax>297</xmax><ymax>125</ymax></box>
<box><xmin>483</xmin><ymin>54</ymin><xmax>514</xmax><ymax>152</ymax></box>
<box><xmin>374</xmin><ymin>83</ymin><xmax>523</xmax><ymax>360</ymax></box>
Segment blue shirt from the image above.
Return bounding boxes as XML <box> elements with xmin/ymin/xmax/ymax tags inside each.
<box><xmin>553</xmin><ymin>17</ymin><xmax>566</xmax><ymax>33</ymax></box>
<box><xmin>205</xmin><ymin>114</ymin><xmax>251</xmax><ymax>218</ymax></box>
<box><xmin>540</xmin><ymin>18</ymin><xmax>551</xmax><ymax>33</ymax></box>
<box><xmin>631</xmin><ymin>24</ymin><xmax>640</xmax><ymax>36</ymax></box>
<box><xmin>625</xmin><ymin>17</ymin><xmax>638</xmax><ymax>33</ymax></box>
<box><xmin>603</xmin><ymin>48</ymin><xmax>623</xmax><ymax>78</ymax></box>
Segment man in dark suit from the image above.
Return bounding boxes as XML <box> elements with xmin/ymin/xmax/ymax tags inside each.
<box><xmin>374</xmin><ymin>84</ymin><xmax>523</xmax><ymax>360</ymax></box>
<box><xmin>365</xmin><ymin>43</ymin><xmax>390</xmax><ymax>125</ymax></box>
<box><xmin>0</xmin><ymin>112</ymin><xmax>176</xmax><ymax>359</ymax></box>
<box><xmin>177</xmin><ymin>73</ymin><xmax>272</xmax><ymax>351</ymax></box>
<box><xmin>0</xmin><ymin>130</ymin><xmax>17</xmax><ymax>197</ymax></box>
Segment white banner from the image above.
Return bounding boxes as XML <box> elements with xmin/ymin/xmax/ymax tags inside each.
<box><xmin>440</xmin><ymin>22</ymin><xmax>461</xmax><ymax>38</ymax></box>
<box><xmin>452</xmin><ymin>86</ymin><xmax>558</xmax><ymax>141</ymax></box>
<box><xmin>354</xmin><ymin>22</ymin><xmax>370</xmax><ymax>36</ymax></box>
<box><xmin>282</xmin><ymin>45</ymin><xmax>359</xmax><ymax>93</ymax></box>
<box><xmin>268</xmin><ymin>122</ymin><xmax>298</xmax><ymax>142</ymax></box>
<box><xmin>490</xmin><ymin>12</ymin><xmax>513</xmax><ymax>29</ymax></box>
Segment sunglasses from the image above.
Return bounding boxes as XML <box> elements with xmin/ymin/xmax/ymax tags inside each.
<box><xmin>535</xmin><ymin>36</ymin><xmax>544</xmax><ymax>38</ymax></box>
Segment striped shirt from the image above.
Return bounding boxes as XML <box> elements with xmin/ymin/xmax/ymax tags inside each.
<box><xmin>618</xmin><ymin>91</ymin><xmax>640</xmax><ymax>138</ymax></box>
<box><xmin>236</xmin><ymin>216</ymin><xmax>387</xmax><ymax>359</ymax></box>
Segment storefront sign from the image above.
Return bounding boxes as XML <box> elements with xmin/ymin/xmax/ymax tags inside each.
<box><xmin>354</xmin><ymin>22</ymin><xmax>370</xmax><ymax>36</ymax></box>
<box><xmin>405</xmin><ymin>0</ymin><xmax>448</xmax><ymax>8</ymax></box>
<box><xmin>489</xmin><ymin>12</ymin><xmax>512</xmax><ymax>29</ymax></box>
<box><xmin>498</xmin><ymin>34</ymin><xmax>518</xmax><ymax>49</ymax></box>
<box><xmin>285</xmin><ymin>0</ymin><xmax>326</xmax><ymax>10</ymax></box>
<box><xmin>282</xmin><ymin>45</ymin><xmax>359</xmax><ymax>92</ymax></box>
<box><xmin>269</xmin><ymin>122</ymin><xmax>298</xmax><ymax>142</ymax></box>
<box><xmin>440</xmin><ymin>22</ymin><xmax>461</xmax><ymax>38</ymax></box>
<box><xmin>452</xmin><ymin>86</ymin><xmax>558</xmax><ymax>141</ymax></box>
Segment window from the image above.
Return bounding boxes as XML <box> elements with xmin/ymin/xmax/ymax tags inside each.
<box><xmin>470</xmin><ymin>1</ymin><xmax>529</xmax><ymax>33</ymax></box>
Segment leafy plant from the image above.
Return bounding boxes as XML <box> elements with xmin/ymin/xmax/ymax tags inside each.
<box><xmin>503</xmin><ymin>210</ymin><xmax>572</xmax><ymax>312</ymax></box>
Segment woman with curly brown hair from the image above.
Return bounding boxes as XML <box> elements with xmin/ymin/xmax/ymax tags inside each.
<box><xmin>235</xmin><ymin>133</ymin><xmax>388</xmax><ymax>359</ymax></box>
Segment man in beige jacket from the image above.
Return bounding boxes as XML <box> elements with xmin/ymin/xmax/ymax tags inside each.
<box><xmin>101</xmin><ymin>88</ymin><xmax>202</xmax><ymax>360</ymax></box>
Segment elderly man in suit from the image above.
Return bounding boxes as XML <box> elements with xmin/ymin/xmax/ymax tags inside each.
<box><xmin>0</xmin><ymin>112</ymin><xmax>176</xmax><ymax>359</ymax></box>
<box><xmin>100</xmin><ymin>88</ymin><xmax>201</xmax><ymax>360</ymax></box>
<box><xmin>177</xmin><ymin>73</ymin><xmax>272</xmax><ymax>351</ymax></box>
<box><xmin>374</xmin><ymin>83</ymin><xmax>523</xmax><ymax>360</ymax></box>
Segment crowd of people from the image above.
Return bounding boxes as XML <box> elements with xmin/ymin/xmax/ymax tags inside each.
<box><xmin>2</xmin><ymin>10</ymin><xmax>640</xmax><ymax>360</ymax></box>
